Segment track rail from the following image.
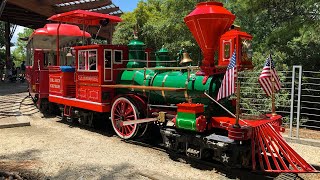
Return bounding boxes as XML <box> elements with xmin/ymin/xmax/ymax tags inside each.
<box><xmin>123</xmin><ymin>139</ymin><xmax>301</xmax><ymax>180</ymax></box>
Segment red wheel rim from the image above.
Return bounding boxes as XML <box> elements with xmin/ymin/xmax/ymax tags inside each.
<box><xmin>111</xmin><ymin>98</ymin><xmax>138</xmax><ymax>139</ymax></box>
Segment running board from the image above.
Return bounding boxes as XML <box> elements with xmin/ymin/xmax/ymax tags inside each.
<box><xmin>251</xmin><ymin>122</ymin><xmax>317</xmax><ymax>173</ymax></box>
<box><xmin>120</xmin><ymin>118</ymin><xmax>157</xmax><ymax>126</ymax></box>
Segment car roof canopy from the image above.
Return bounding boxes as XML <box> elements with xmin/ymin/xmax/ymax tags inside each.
<box><xmin>29</xmin><ymin>24</ymin><xmax>91</xmax><ymax>50</ymax></box>
<box><xmin>47</xmin><ymin>9</ymin><xmax>122</xmax><ymax>26</ymax></box>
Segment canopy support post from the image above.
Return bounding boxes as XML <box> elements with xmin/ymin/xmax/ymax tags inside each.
<box><xmin>56</xmin><ymin>22</ymin><xmax>61</xmax><ymax>65</ymax></box>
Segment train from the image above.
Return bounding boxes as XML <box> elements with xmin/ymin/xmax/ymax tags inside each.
<box><xmin>25</xmin><ymin>2</ymin><xmax>316</xmax><ymax>173</ymax></box>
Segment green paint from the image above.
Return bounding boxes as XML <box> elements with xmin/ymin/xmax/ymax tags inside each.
<box><xmin>176</xmin><ymin>112</ymin><xmax>197</xmax><ymax>131</ymax></box>
<box><xmin>156</xmin><ymin>46</ymin><xmax>170</xmax><ymax>67</ymax></box>
<box><xmin>127</xmin><ymin>39</ymin><xmax>146</xmax><ymax>68</ymax></box>
<box><xmin>119</xmin><ymin>69</ymin><xmax>218</xmax><ymax>104</ymax></box>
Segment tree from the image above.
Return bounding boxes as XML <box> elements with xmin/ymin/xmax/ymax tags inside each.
<box><xmin>112</xmin><ymin>0</ymin><xmax>320</xmax><ymax>119</ymax></box>
<box><xmin>113</xmin><ymin>0</ymin><xmax>214</xmax><ymax>64</ymax></box>
<box><xmin>12</xmin><ymin>28</ymin><xmax>33</xmax><ymax>65</ymax></box>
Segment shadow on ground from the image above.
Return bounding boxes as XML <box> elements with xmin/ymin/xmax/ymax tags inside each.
<box><xmin>0</xmin><ymin>149</ymin><xmax>45</xmax><ymax>180</ymax></box>
<box><xmin>0</xmin><ymin>82</ymin><xmax>28</xmax><ymax>96</ymax></box>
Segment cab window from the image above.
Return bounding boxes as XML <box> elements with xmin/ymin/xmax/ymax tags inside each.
<box><xmin>104</xmin><ymin>50</ymin><xmax>112</xmax><ymax>68</ymax></box>
<box><xmin>114</xmin><ymin>50</ymin><xmax>122</xmax><ymax>64</ymax></box>
<box><xmin>88</xmin><ymin>50</ymin><xmax>97</xmax><ymax>70</ymax></box>
<box><xmin>78</xmin><ymin>51</ymin><xmax>86</xmax><ymax>70</ymax></box>
<box><xmin>78</xmin><ymin>49</ymin><xmax>98</xmax><ymax>71</ymax></box>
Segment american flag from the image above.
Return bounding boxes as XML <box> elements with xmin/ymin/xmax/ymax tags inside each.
<box><xmin>217</xmin><ymin>51</ymin><xmax>237</xmax><ymax>101</ymax></box>
<box><xmin>258</xmin><ymin>54</ymin><xmax>281</xmax><ymax>96</ymax></box>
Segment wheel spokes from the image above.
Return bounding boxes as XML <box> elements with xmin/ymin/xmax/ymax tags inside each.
<box><xmin>112</xmin><ymin>98</ymin><xmax>138</xmax><ymax>138</ymax></box>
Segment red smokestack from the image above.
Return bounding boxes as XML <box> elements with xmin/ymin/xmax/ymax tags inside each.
<box><xmin>184</xmin><ymin>2</ymin><xmax>235</xmax><ymax>75</ymax></box>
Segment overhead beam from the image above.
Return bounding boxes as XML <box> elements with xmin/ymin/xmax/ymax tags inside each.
<box><xmin>8</xmin><ymin>0</ymin><xmax>56</xmax><ymax>17</ymax></box>
<box><xmin>94</xmin><ymin>7</ymin><xmax>120</xmax><ymax>14</ymax></box>
<box><xmin>0</xmin><ymin>19</ymin><xmax>43</xmax><ymax>29</ymax></box>
<box><xmin>2</xmin><ymin>10</ymin><xmax>47</xmax><ymax>19</ymax></box>
<box><xmin>56</xmin><ymin>0</ymin><xmax>112</xmax><ymax>13</ymax></box>
<box><xmin>40</xmin><ymin>0</ymin><xmax>76</xmax><ymax>6</ymax></box>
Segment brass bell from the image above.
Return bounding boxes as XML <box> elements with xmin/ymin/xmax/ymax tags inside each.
<box><xmin>179</xmin><ymin>52</ymin><xmax>193</xmax><ymax>65</ymax></box>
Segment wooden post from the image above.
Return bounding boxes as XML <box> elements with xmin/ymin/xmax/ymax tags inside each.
<box><xmin>234</xmin><ymin>79</ymin><xmax>241</xmax><ymax>128</ymax></box>
<box><xmin>5</xmin><ymin>21</ymin><xmax>11</xmax><ymax>71</ymax></box>
<box><xmin>271</xmin><ymin>77</ymin><xmax>277</xmax><ymax>116</ymax></box>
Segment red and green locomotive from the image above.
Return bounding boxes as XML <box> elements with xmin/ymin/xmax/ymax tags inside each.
<box><xmin>25</xmin><ymin>2</ymin><xmax>316</xmax><ymax>173</ymax></box>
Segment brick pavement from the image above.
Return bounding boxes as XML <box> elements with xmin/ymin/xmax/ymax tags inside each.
<box><xmin>0</xmin><ymin>82</ymin><xmax>30</xmax><ymax>129</ymax></box>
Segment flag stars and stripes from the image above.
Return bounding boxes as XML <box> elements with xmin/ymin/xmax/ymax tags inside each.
<box><xmin>217</xmin><ymin>51</ymin><xmax>237</xmax><ymax>101</ymax></box>
<box><xmin>258</xmin><ymin>54</ymin><xmax>281</xmax><ymax>97</ymax></box>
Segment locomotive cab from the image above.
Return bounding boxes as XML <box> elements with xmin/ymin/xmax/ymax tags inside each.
<box><xmin>73</xmin><ymin>45</ymin><xmax>128</xmax><ymax>106</ymax></box>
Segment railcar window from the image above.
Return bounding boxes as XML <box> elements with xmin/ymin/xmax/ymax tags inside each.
<box><xmin>30</xmin><ymin>52</ymin><xmax>34</xmax><ymax>66</ymax></box>
<box><xmin>44</xmin><ymin>53</ymin><xmax>48</xmax><ymax>67</ymax></box>
<box><xmin>26</xmin><ymin>47</ymin><xmax>31</xmax><ymax>66</ymax></box>
<box><xmin>104</xmin><ymin>50</ymin><xmax>112</xmax><ymax>68</ymax></box>
<box><xmin>78</xmin><ymin>51</ymin><xmax>86</xmax><ymax>70</ymax></box>
<box><xmin>88</xmin><ymin>50</ymin><xmax>97</xmax><ymax>71</ymax></box>
<box><xmin>114</xmin><ymin>50</ymin><xmax>122</xmax><ymax>64</ymax></box>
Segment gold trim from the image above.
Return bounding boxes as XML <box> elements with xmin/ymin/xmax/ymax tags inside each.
<box><xmin>161</xmin><ymin>73</ymin><xmax>169</xmax><ymax>101</ymax></box>
<box><xmin>115</xmin><ymin>66</ymin><xmax>200</xmax><ymax>71</ymax></box>
<box><xmin>131</xmin><ymin>70</ymin><xmax>139</xmax><ymax>91</ymax></box>
<box><xmin>143</xmin><ymin>70</ymin><xmax>152</xmax><ymax>96</ymax></box>
<box><xmin>100</xmin><ymin>84</ymin><xmax>186</xmax><ymax>91</ymax></box>
<box><xmin>184</xmin><ymin>68</ymin><xmax>191</xmax><ymax>101</ymax></box>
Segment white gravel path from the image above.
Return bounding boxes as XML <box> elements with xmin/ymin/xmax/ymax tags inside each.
<box><xmin>0</xmin><ymin>94</ymin><xmax>228</xmax><ymax>180</ymax></box>
<box><xmin>0</xmin><ymin>92</ymin><xmax>319</xmax><ymax>179</ymax></box>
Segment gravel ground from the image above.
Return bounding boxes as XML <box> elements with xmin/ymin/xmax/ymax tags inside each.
<box><xmin>0</xmin><ymin>90</ymin><xmax>319</xmax><ymax>179</ymax></box>
<box><xmin>1</xmin><ymin>93</ymin><xmax>229</xmax><ymax>180</ymax></box>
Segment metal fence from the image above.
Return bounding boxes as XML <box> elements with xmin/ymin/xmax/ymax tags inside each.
<box><xmin>238</xmin><ymin>66</ymin><xmax>320</xmax><ymax>139</ymax></box>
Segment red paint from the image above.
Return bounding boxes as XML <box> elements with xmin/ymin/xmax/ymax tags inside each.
<box><xmin>219</xmin><ymin>29</ymin><xmax>253</xmax><ymax>69</ymax></box>
<box><xmin>29</xmin><ymin>24</ymin><xmax>91</xmax><ymax>50</ymax></box>
<box><xmin>49</xmin><ymin>95</ymin><xmax>110</xmax><ymax>112</ymax></box>
<box><xmin>48</xmin><ymin>9</ymin><xmax>122</xmax><ymax>25</ymax></box>
<box><xmin>251</xmin><ymin>122</ymin><xmax>317</xmax><ymax>173</ymax></box>
<box><xmin>26</xmin><ymin>50</ymin><xmax>49</xmax><ymax>101</ymax></box>
<box><xmin>184</xmin><ymin>2</ymin><xmax>235</xmax><ymax>75</ymax></box>
<box><xmin>177</xmin><ymin>103</ymin><xmax>204</xmax><ymax>114</ymax></box>
<box><xmin>196</xmin><ymin>115</ymin><xmax>207</xmax><ymax>132</ymax></box>
<box><xmin>227</xmin><ymin>125</ymin><xmax>251</xmax><ymax>140</ymax></box>
<box><xmin>49</xmin><ymin>66</ymin><xmax>76</xmax><ymax>97</ymax></box>
<box><xmin>111</xmin><ymin>98</ymin><xmax>137</xmax><ymax>137</ymax></box>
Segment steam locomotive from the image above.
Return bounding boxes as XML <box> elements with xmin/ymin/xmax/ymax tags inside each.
<box><xmin>25</xmin><ymin>2</ymin><xmax>316</xmax><ymax>173</ymax></box>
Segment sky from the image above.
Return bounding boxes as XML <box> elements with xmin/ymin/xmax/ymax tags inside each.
<box><xmin>112</xmin><ymin>0</ymin><xmax>141</xmax><ymax>12</ymax></box>
<box><xmin>11</xmin><ymin>0</ymin><xmax>141</xmax><ymax>49</ymax></box>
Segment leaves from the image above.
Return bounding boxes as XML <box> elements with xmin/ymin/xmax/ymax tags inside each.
<box><xmin>113</xmin><ymin>0</ymin><xmax>203</xmax><ymax>63</ymax></box>
<box><xmin>12</xmin><ymin>28</ymin><xmax>33</xmax><ymax>64</ymax></box>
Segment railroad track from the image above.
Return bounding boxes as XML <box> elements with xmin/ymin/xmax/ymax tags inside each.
<box><xmin>54</xmin><ymin>116</ymin><xmax>303</xmax><ymax>180</ymax></box>
<box><xmin>124</xmin><ymin>139</ymin><xmax>301</xmax><ymax>180</ymax></box>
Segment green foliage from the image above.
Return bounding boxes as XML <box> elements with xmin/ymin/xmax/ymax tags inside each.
<box><xmin>113</xmin><ymin>0</ymin><xmax>213</xmax><ymax>63</ymax></box>
<box><xmin>12</xmin><ymin>28</ymin><xmax>33</xmax><ymax>65</ymax></box>
<box><xmin>112</xmin><ymin>0</ymin><xmax>319</xmax><ymax>118</ymax></box>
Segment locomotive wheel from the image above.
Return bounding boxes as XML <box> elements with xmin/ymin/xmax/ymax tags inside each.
<box><xmin>111</xmin><ymin>97</ymin><xmax>140</xmax><ymax>139</ymax></box>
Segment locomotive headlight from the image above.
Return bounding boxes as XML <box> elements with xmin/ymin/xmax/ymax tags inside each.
<box><xmin>241</xmin><ymin>39</ymin><xmax>253</xmax><ymax>61</ymax></box>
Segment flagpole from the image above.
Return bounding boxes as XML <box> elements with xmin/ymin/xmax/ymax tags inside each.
<box><xmin>235</xmin><ymin>79</ymin><xmax>240</xmax><ymax>128</ymax></box>
<box><xmin>271</xmin><ymin>77</ymin><xmax>277</xmax><ymax>116</ymax></box>
<box><xmin>270</xmin><ymin>54</ymin><xmax>277</xmax><ymax>116</ymax></box>
<box><xmin>234</xmin><ymin>47</ymin><xmax>240</xmax><ymax>128</ymax></box>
